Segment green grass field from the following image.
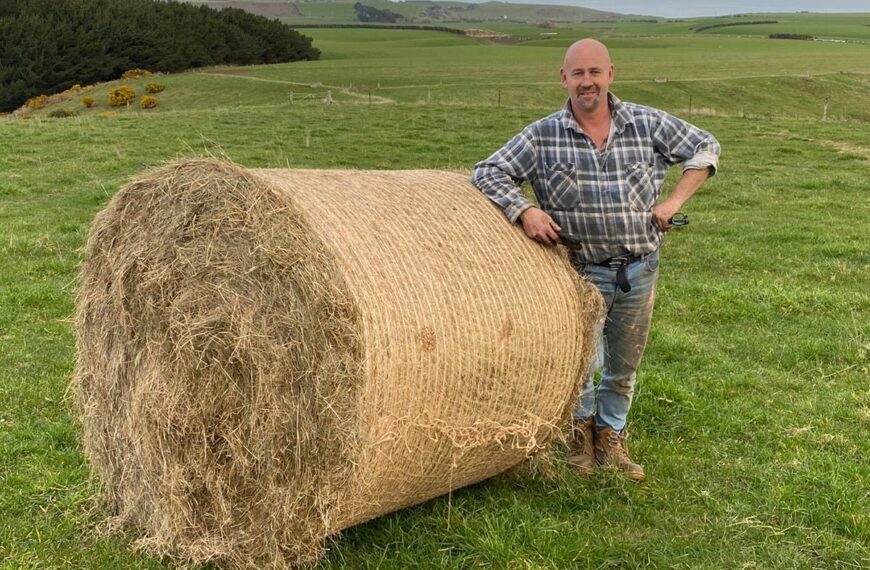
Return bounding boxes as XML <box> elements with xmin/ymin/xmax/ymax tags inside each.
<box><xmin>2</xmin><ymin>19</ymin><xmax>869</xmax><ymax>570</ymax></box>
<box><xmin>26</xmin><ymin>28</ymin><xmax>870</xmax><ymax>121</ymax></box>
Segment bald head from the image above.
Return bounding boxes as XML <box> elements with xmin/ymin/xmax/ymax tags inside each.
<box><xmin>560</xmin><ymin>38</ymin><xmax>614</xmax><ymax>118</ymax></box>
<box><xmin>563</xmin><ymin>38</ymin><xmax>611</xmax><ymax>69</ymax></box>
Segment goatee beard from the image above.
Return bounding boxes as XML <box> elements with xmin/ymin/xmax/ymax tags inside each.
<box><xmin>575</xmin><ymin>89</ymin><xmax>601</xmax><ymax>110</ymax></box>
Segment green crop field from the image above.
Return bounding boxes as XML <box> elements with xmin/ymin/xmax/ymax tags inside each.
<box><xmin>2</xmin><ymin>16</ymin><xmax>869</xmax><ymax>570</ymax></box>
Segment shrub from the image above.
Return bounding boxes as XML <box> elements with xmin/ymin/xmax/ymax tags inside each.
<box><xmin>83</xmin><ymin>96</ymin><xmax>94</xmax><ymax>108</ymax></box>
<box><xmin>25</xmin><ymin>95</ymin><xmax>49</xmax><ymax>110</ymax></box>
<box><xmin>354</xmin><ymin>2</ymin><xmax>402</xmax><ymax>23</ymax></box>
<box><xmin>69</xmin><ymin>84</ymin><xmax>82</xmax><ymax>92</ymax></box>
<box><xmin>693</xmin><ymin>19</ymin><xmax>777</xmax><ymax>32</ymax></box>
<box><xmin>140</xmin><ymin>95</ymin><xmax>157</xmax><ymax>109</ymax></box>
<box><xmin>145</xmin><ymin>82</ymin><xmax>165</xmax><ymax>94</ymax></box>
<box><xmin>122</xmin><ymin>68</ymin><xmax>153</xmax><ymax>79</ymax></box>
<box><xmin>48</xmin><ymin>109</ymin><xmax>76</xmax><ymax>118</ymax></box>
<box><xmin>108</xmin><ymin>86</ymin><xmax>135</xmax><ymax>107</ymax></box>
<box><xmin>770</xmin><ymin>33</ymin><xmax>813</xmax><ymax>40</ymax></box>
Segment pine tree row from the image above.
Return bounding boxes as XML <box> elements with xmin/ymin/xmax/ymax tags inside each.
<box><xmin>0</xmin><ymin>0</ymin><xmax>320</xmax><ymax>112</ymax></box>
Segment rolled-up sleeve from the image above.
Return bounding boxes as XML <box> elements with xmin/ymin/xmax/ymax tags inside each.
<box><xmin>651</xmin><ymin>112</ymin><xmax>721</xmax><ymax>176</ymax></box>
<box><xmin>471</xmin><ymin>129</ymin><xmax>538</xmax><ymax>223</ymax></box>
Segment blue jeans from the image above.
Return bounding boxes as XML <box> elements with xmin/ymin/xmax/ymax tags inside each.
<box><xmin>573</xmin><ymin>251</ymin><xmax>659</xmax><ymax>431</ymax></box>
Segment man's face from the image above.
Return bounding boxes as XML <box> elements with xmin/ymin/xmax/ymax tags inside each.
<box><xmin>560</xmin><ymin>45</ymin><xmax>614</xmax><ymax>115</ymax></box>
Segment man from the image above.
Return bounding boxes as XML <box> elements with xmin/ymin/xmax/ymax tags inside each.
<box><xmin>471</xmin><ymin>39</ymin><xmax>720</xmax><ymax>482</ymax></box>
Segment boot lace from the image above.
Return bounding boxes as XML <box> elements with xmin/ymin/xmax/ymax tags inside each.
<box><xmin>606</xmin><ymin>430</ymin><xmax>632</xmax><ymax>464</ymax></box>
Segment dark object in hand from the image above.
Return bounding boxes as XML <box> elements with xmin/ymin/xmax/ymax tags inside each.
<box><xmin>668</xmin><ymin>213</ymin><xmax>689</xmax><ymax>227</ymax></box>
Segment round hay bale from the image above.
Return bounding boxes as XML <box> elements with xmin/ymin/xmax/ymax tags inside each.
<box><xmin>72</xmin><ymin>158</ymin><xmax>602</xmax><ymax>569</ymax></box>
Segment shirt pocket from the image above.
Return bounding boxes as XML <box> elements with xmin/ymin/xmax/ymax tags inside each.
<box><xmin>545</xmin><ymin>162</ymin><xmax>581</xmax><ymax>210</ymax></box>
<box><xmin>624</xmin><ymin>162</ymin><xmax>656</xmax><ymax>212</ymax></box>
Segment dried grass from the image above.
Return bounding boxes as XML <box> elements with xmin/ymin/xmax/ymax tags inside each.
<box><xmin>72</xmin><ymin>158</ymin><xmax>602</xmax><ymax>568</ymax></box>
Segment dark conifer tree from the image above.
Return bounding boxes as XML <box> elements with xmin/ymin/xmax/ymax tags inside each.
<box><xmin>0</xmin><ymin>0</ymin><xmax>319</xmax><ymax>112</ymax></box>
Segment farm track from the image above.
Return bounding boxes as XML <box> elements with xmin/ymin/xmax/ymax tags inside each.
<box><xmin>819</xmin><ymin>139</ymin><xmax>870</xmax><ymax>160</ymax></box>
<box><xmin>198</xmin><ymin>72</ymin><xmax>395</xmax><ymax>103</ymax></box>
<box><xmin>777</xmin><ymin>126</ymin><xmax>870</xmax><ymax>160</ymax></box>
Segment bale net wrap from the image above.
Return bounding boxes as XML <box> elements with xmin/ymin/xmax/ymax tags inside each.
<box><xmin>72</xmin><ymin>158</ymin><xmax>602</xmax><ymax>568</ymax></box>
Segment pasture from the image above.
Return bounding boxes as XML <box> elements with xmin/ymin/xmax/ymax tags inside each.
<box><xmin>1</xmin><ymin>22</ymin><xmax>868</xmax><ymax>569</ymax></box>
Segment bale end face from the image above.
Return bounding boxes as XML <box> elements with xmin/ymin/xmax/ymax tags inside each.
<box><xmin>73</xmin><ymin>159</ymin><xmax>362</xmax><ymax>568</ymax></box>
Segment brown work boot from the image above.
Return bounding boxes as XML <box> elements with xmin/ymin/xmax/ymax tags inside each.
<box><xmin>594</xmin><ymin>426</ymin><xmax>646</xmax><ymax>482</ymax></box>
<box><xmin>567</xmin><ymin>417</ymin><xmax>595</xmax><ymax>475</ymax></box>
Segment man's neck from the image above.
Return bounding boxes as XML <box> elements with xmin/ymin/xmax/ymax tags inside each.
<box><xmin>571</xmin><ymin>101</ymin><xmax>611</xmax><ymax>132</ymax></box>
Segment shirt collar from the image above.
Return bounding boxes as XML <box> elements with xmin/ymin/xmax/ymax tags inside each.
<box><xmin>559</xmin><ymin>92</ymin><xmax>632</xmax><ymax>135</ymax></box>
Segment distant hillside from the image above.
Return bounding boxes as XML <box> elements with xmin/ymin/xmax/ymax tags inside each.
<box><xmin>402</xmin><ymin>1</ymin><xmax>626</xmax><ymax>23</ymax></box>
<box><xmin>184</xmin><ymin>0</ymin><xmax>632</xmax><ymax>24</ymax></box>
<box><xmin>193</xmin><ymin>1</ymin><xmax>302</xmax><ymax>18</ymax></box>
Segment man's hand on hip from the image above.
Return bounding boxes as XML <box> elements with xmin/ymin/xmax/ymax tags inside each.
<box><xmin>652</xmin><ymin>198</ymin><xmax>681</xmax><ymax>232</ymax></box>
<box><xmin>653</xmin><ymin>167</ymin><xmax>711</xmax><ymax>231</ymax></box>
<box><xmin>519</xmin><ymin>207</ymin><xmax>561</xmax><ymax>245</ymax></box>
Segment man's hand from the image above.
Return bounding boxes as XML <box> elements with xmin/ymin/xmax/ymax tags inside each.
<box><xmin>519</xmin><ymin>207</ymin><xmax>561</xmax><ymax>245</ymax></box>
<box><xmin>652</xmin><ymin>198</ymin><xmax>681</xmax><ymax>232</ymax></box>
<box><xmin>653</xmin><ymin>167</ymin><xmax>712</xmax><ymax>231</ymax></box>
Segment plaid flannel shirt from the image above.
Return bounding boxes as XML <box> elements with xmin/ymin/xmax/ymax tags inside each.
<box><xmin>471</xmin><ymin>93</ymin><xmax>720</xmax><ymax>264</ymax></box>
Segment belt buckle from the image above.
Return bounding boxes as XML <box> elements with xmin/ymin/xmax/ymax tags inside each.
<box><xmin>607</xmin><ymin>256</ymin><xmax>629</xmax><ymax>270</ymax></box>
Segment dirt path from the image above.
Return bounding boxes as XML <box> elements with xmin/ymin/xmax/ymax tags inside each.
<box><xmin>778</xmin><ymin>128</ymin><xmax>870</xmax><ymax>162</ymax></box>
<box><xmin>198</xmin><ymin>72</ymin><xmax>395</xmax><ymax>104</ymax></box>
<box><xmin>819</xmin><ymin>140</ymin><xmax>870</xmax><ymax>161</ymax></box>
